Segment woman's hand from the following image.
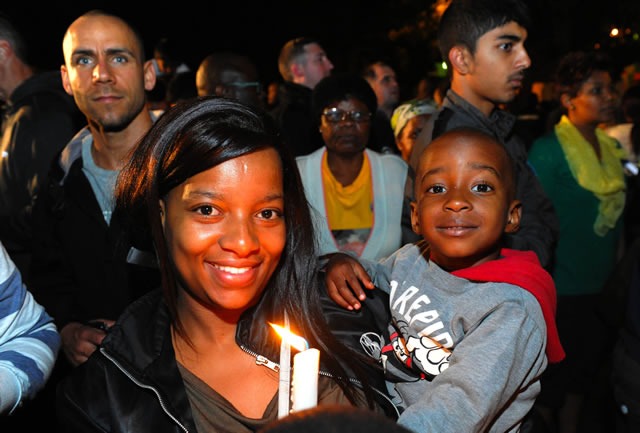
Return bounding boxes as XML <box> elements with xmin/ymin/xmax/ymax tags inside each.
<box><xmin>325</xmin><ymin>253</ymin><xmax>375</xmax><ymax>310</ymax></box>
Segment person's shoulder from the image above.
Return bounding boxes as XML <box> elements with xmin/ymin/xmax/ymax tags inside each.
<box><xmin>13</xmin><ymin>71</ymin><xmax>75</xmax><ymax>109</ymax></box>
<box><xmin>56</xmin><ymin>344</ymin><xmax>113</xmax><ymax>431</ymax></box>
<box><xmin>395</xmin><ymin>241</ymin><xmax>425</xmax><ymax>259</ymax></box>
<box><xmin>494</xmin><ymin>249</ymin><xmax>554</xmax><ymax>291</ymax></box>
<box><xmin>277</xmin><ymin>82</ymin><xmax>312</xmax><ymax>110</ymax></box>
<box><xmin>531</xmin><ymin>130</ymin><xmax>560</xmax><ymax>148</ymax></box>
<box><xmin>485</xmin><ymin>254</ymin><xmax>550</xmax><ymax>321</ymax></box>
<box><xmin>529</xmin><ymin>131</ymin><xmax>563</xmax><ymax>163</ymax></box>
<box><xmin>59</xmin><ymin>290</ymin><xmax>165</xmax><ymax>393</ymax></box>
<box><xmin>382</xmin><ymin>241</ymin><xmax>427</xmax><ymax>271</ymax></box>
<box><xmin>371</xmin><ymin>149</ymin><xmax>406</xmax><ymax>164</ymax></box>
<box><xmin>459</xmin><ymin>277</ymin><xmax>546</xmax><ymax>341</ymax></box>
<box><xmin>55</xmin><ymin>127</ymin><xmax>91</xmax><ymax>180</ymax></box>
<box><xmin>295</xmin><ymin>148</ymin><xmax>325</xmax><ymax>178</ymax></box>
<box><xmin>365</xmin><ymin>149</ymin><xmax>408</xmax><ymax>172</ymax></box>
<box><xmin>0</xmin><ymin>243</ymin><xmax>16</xmax><ymax>285</ymax></box>
<box><xmin>439</xmin><ymin>92</ymin><xmax>479</xmax><ymax>124</ymax></box>
<box><xmin>104</xmin><ymin>290</ymin><xmax>164</xmax><ymax>342</ymax></box>
<box><xmin>99</xmin><ymin>289</ymin><xmax>166</xmax><ymax>356</ymax></box>
<box><xmin>489</xmin><ymin>280</ymin><xmax>542</xmax><ymax>307</ymax></box>
<box><xmin>454</xmin><ymin>249</ymin><xmax>552</xmax><ymax>308</ymax></box>
<box><xmin>296</xmin><ymin>147</ymin><xmax>325</xmax><ymax>162</ymax></box>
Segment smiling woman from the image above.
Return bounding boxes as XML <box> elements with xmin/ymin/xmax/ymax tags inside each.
<box><xmin>56</xmin><ymin>98</ymin><xmax>383</xmax><ymax>432</ymax></box>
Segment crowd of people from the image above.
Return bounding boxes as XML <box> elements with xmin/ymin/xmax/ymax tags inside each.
<box><xmin>0</xmin><ymin>0</ymin><xmax>639</xmax><ymax>432</ymax></box>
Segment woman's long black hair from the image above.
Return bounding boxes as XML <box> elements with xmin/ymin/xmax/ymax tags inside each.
<box><xmin>116</xmin><ymin>97</ymin><xmax>375</xmax><ymax>407</ymax></box>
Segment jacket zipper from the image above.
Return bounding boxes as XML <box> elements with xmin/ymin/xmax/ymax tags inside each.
<box><xmin>239</xmin><ymin>345</ymin><xmax>400</xmax><ymax>418</ymax></box>
<box><xmin>240</xmin><ymin>345</ymin><xmax>281</xmax><ymax>372</ymax></box>
<box><xmin>100</xmin><ymin>348</ymin><xmax>189</xmax><ymax>433</ymax></box>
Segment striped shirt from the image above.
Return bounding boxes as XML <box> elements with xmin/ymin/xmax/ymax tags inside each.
<box><xmin>0</xmin><ymin>242</ymin><xmax>60</xmax><ymax>413</ymax></box>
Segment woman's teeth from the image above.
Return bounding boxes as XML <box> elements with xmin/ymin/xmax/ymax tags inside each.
<box><xmin>214</xmin><ymin>265</ymin><xmax>251</xmax><ymax>274</ymax></box>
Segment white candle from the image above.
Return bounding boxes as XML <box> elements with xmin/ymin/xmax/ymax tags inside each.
<box><xmin>270</xmin><ymin>322</ymin><xmax>321</xmax><ymax>413</ymax></box>
<box><xmin>291</xmin><ymin>348</ymin><xmax>320</xmax><ymax>412</ymax></box>
<box><xmin>277</xmin><ymin>318</ymin><xmax>291</xmax><ymax>418</ymax></box>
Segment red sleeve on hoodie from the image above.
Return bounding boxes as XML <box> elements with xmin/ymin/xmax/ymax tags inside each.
<box><xmin>452</xmin><ymin>248</ymin><xmax>565</xmax><ymax>363</ymax></box>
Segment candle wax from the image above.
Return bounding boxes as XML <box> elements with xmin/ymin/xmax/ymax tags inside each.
<box><xmin>291</xmin><ymin>348</ymin><xmax>320</xmax><ymax>412</ymax></box>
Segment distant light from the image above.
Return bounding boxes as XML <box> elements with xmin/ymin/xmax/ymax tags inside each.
<box><xmin>594</xmin><ymin>43</ymin><xmax>601</xmax><ymax>49</ymax></box>
<box><xmin>610</xmin><ymin>28</ymin><xmax>620</xmax><ymax>37</ymax></box>
<box><xmin>625</xmin><ymin>28</ymin><xmax>632</xmax><ymax>35</ymax></box>
<box><xmin>441</xmin><ymin>61</ymin><xmax>448</xmax><ymax>70</ymax></box>
<box><xmin>634</xmin><ymin>33</ymin><xmax>639</xmax><ymax>41</ymax></box>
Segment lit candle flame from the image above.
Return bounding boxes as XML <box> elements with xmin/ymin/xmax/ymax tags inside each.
<box><xmin>269</xmin><ymin>323</ymin><xmax>309</xmax><ymax>352</ymax></box>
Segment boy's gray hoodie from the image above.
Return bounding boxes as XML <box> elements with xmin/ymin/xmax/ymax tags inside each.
<box><xmin>360</xmin><ymin>242</ymin><xmax>548</xmax><ymax>433</ymax></box>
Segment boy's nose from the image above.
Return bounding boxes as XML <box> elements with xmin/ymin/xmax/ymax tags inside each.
<box><xmin>444</xmin><ymin>190</ymin><xmax>471</xmax><ymax>212</ymax></box>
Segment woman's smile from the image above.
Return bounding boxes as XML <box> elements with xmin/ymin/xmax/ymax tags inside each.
<box><xmin>206</xmin><ymin>261</ymin><xmax>260</xmax><ymax>287</ymax></box>
<box><xmin>211</xmin><ymin>264</ymin><xmax>253</xmax><ymax>275</ymax></box>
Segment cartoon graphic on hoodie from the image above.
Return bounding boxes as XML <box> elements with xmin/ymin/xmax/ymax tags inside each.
<box><xmin>382</xmin><ymin>317</ymin><xmax>451</xmax><ymax>381</ymax></box>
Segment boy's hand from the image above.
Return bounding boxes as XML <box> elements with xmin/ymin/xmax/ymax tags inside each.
<box><xmin>325</xmin><ymin>253</ymin><xmax>375</xmax><ymax>310</ymax></box>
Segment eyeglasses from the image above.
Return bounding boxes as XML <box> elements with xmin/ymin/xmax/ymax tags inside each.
<box><xmin>322</xmin><ymin>108</ymin><xmax>371</xmax><ymax>123</ymax></box>
<box><xmin>227</xmin><ymin>81</ymin><xmax>263</xmax><ymax>93</ymax></box>
<box><xmin>215</xmin><ymin>81</ymin><xmax>262</xmax><ymax>97</ymax></box>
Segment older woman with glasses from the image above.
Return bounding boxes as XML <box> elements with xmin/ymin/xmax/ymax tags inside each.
<box><xmin>296</xmin><ymin>74</ymin><xmax>408</xmax><ymax>261</ymax></box>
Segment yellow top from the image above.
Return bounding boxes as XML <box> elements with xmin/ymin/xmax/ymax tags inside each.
<box><xmin>321</xmin><ymin>152</ymin><xmax>373</xmax><ymax>231</ymax></box>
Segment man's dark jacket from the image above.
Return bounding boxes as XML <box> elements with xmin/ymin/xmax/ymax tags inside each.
<box><xmin>0</xmin><ymin>71</ymin><xmax>83</xmax><ymax>274</ymax></box>
<box><xmin>270</xmin><ymin>81</ymin><xmax>323</xmax><ymax>157</ymax></box>
<box><xmin>28</xmin><ymin>128</ymin><xmax>159</xmax><ymax>329</ymax></box>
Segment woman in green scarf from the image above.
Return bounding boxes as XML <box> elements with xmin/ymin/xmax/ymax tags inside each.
<box><xmin>528</xmin><ymin>51</ymin><xmax>624</xmax><ymax>432</ymax></box>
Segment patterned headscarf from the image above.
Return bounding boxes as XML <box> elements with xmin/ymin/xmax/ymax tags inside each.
<box><xmin>390</xmin><ymin>99</ymin><xmax>438</xmax><ymax>137</ymax></box>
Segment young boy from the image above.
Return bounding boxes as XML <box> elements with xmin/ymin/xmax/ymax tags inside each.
<box><xmin>326</xmin><ymin>128</ymin><xmax>564</xmax><ymax>432</ymax></box>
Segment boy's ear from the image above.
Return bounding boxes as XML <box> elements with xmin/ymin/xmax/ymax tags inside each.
<box><xmin>504</xmin><ymin>200</ymin><xmax>522</xmax><ymax>233</ymax></box>
<box><xmin>449</xmin><ymin>45</ymin><xmax>472</xmax><ymax>75</ymax></box>
<box><xmin>410</xmin><ymin>201</ymin><xmax>421</xmax><ymax>235</ymax></box>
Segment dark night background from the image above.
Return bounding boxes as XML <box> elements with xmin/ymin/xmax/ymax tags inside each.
<box><xmin>3</xmin><ymin>0</ymin><xmax>640</xmax><ymax>99</ymax></box>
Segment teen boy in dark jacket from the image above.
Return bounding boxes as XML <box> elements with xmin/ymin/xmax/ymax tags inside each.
<box><xmin>407</xmin><ymin>0</ymin><xmax>558</xmax><ymax>269</ymax></box>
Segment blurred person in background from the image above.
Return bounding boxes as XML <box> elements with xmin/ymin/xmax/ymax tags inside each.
<box><xmin>529</xmin><ymin>51</ymin><xmax>624</xmax><ymax>433</ymax></box>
